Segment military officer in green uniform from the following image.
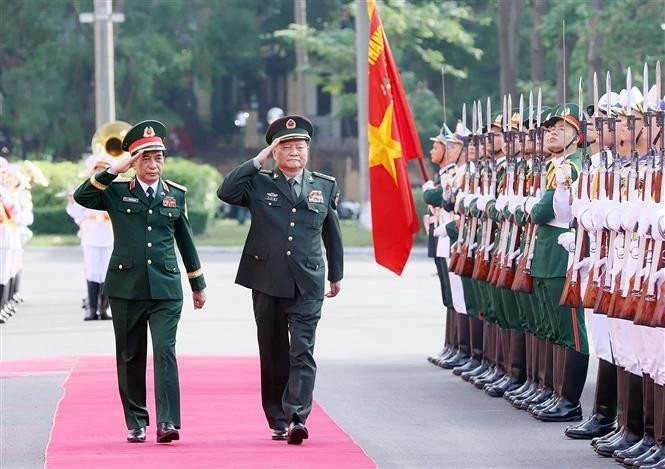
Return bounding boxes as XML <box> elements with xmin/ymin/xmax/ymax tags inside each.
<box><xmin>74</xmin><ymin>120</ymin><xmax>207</xmax><ymax>444</ymax></box>
<box><xmin>217</xmin><ymin>115</ymin><xmax>343</xmax><ymax>445</ymax></box>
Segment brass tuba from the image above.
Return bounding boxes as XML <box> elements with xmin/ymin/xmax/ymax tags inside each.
<box><xmin>91</xmin><ymin>120</ymin><xmax>132</xmax><ymax>157</ymax></box>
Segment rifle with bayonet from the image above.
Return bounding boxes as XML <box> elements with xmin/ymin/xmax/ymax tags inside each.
<box><xmin>473</xmin><ymin>98</ymin><xmax>495</xmax><ymax>282</ymax></box>
<box><xmin>449</xmin><ymin>104</ymin><xmax>470</xmax><ymax>273</ymax></box>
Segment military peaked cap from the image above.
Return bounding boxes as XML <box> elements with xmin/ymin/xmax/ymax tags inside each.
<box><xmin>121</xmin><ymin>120</ymin><xmax>167</xmax><ymax>155</ymax></box>
<box><xmin>265</xmin><ymin>115</ymin><xmax>313</xmax><ymax>145</ymax></box>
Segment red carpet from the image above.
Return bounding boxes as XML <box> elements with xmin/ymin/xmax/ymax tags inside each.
<box><xmin>42</xmin><ymin>356</ymin><xmax>376</xmax><ymax>468</ymax></box>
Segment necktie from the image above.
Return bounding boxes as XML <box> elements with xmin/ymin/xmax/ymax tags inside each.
<box><xmin>288</xmin><ymin>178</ymin><xmax>298</xmax><ymax>200</ymax></box>
<box><xmin>147</xmin><ymin>186</ymin><xmax>154</xmax><ymax>201</ymax></box>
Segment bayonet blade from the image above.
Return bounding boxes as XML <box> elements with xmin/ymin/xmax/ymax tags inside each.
<box><xmin>503</xmin><ymin>95</ymin><xmax>507</xmax><ymax>132</ymax></box>
<box><xmin>593</xmin><ymin>72</ymin><xmax>599</xmax><ymax>118</ymax></box>
<box><xmin>462</xmin><ymin>103</ymin><xmax>467</xmax><ymax>133</ymax></box>
<box><xmin>519</xmin><ymin>94</ymin><xmax>524</xmax><ymax>132</ymax></box>
<box><xmin>606</xmin><ymin>71</ymin><xmax>612</xmax><ymax>115</ymax></box>
<box><xmin>508</xmin><ymin>94</ymin><xmax>513</xmax><ymax>128</ymax></box>
<box><xmin>487</xmin><ymin>97</ymin><xmax>491</xmax><ymax>135</ymax></box>
<box><xmin>626</xmin><ymin>67</ymin><xmax>633</xmax><ymax>116</ymax></box>
<box><xmin>529</xmin><ymin>90</ymin><xmax>534</xmax><ymax>125</ymax></box>
<box><xmin>643</xmin><ymin>62</ymin><xmax>649</xmax><ymax>107</ymax></box>
<box><xmin>477</xmin><ymin>100</ymin><xmax>483</xmax><ymax>134</ymax></box>
<box><xmin>657</xmin><ymin>61</ymin><xmax>661</xmax><ymax>104</ymax></box>
<box><xmin>578</xmin><ymin>77</ymin><xmax>583</xmax><ymax>120</ymax></box>
<box><xmin>537</xmin><ymin>89</ymin><xmax>542</xmax><ymax>127</ymax></box>
<box><xmin>472</xmin><ymin>100</ymin><xmax>477</xmax><ymax>134</ymax></box>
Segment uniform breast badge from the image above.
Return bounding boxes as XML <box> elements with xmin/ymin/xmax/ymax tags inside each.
<box><xmin>307</xmin><ymin>190</ymin><xmax>324</xmax><ymax>204</ymax></box>
<box><xmin>122</xmin><ymin>196</ymin><xmax>139</xmax><ymax>203</ymax></box>
<box><xmin>265</xmin><ymin>192</ymin><xmax>279</xmax><ymax>202</ymax></box>
<box><xmin>163</xmin><ymin>196</ymin><xmax>177</xmax><ymax>208</ymax></box>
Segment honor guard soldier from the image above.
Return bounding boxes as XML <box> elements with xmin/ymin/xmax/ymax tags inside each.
<box><xmin>217</xmin><ymin>115</ymin><xmax>344</xmax><ymax>445</ymax></box>
<box><xmin>74</xmin><ymin>120</ymin><xmax>207</xmax><ymax>443</ymax></box>
<box><xmin>67</xmin><ymin>154</ymin><xmax>114</xmax><ymax>321</ymax></box>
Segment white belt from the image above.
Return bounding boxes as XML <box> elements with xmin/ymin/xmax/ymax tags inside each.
<box><xmin>545</xmin><ymin>221</ymin><xmax>570</xmax><ymax>229</ymax></box>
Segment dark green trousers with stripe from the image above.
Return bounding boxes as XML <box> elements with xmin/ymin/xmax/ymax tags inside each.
<box><xmin>532</xmin><ymin>277</ymin><xmax>588</xmax><ymax>353</ymax></box>
<box><xmin>109</xmin><ymin>298</ymin><xmax>183</xmax><ymax>430</ymax></box>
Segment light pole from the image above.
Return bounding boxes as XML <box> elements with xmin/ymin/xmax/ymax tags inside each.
<box><xmin>79</xmin><ymin>0</ymin><xmax>124</xmax><ymax>128</ymax></box>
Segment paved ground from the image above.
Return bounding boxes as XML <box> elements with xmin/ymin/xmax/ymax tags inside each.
<box><xmin>1</xmin><ymin>247</ymin><xmax>612</xmax><ymax>468</ymax></box>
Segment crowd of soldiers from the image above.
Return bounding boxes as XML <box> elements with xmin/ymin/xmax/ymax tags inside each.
<box><xmin>423</xmin><ymin>63</ymin><xmax>665</xmax><ymax>468</ymax></box>
<box><xmin>0</xmin><ymin>157</ymin><xmax>46</xmax><ymax>324</ymax></box>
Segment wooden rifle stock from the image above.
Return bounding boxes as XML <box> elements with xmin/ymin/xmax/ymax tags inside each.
<box><xmin>650</xmin><ymin>281</ymin><xmax>665</xmax><ymax>328</ymax></box>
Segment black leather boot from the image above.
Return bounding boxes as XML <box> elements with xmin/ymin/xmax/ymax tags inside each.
<box><xmin>566</xmin><ymin>358</ymin><xmax>617</xmax><ymax>439</ymax></box>
<box><xmin>536</xmin><ymin>348</ymin><xmax>588</xmax><ymax>422</ymax></box>
<box><xmin>84</xmin><ymin>281</ymin><xmax>100</xmax><ymax>321</ymax></box>
<box><xmin>97</xmin><ymin>283</ymin><xmax>111</xmax><ymax>320</ymax></box>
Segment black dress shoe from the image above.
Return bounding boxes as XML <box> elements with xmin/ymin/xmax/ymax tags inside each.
<box><xmin>453</xmin><ymin>358</ymin><xmax>480</xmax><ymax>376</ymax></box>
<box><xmin>505</xmin><ymin>379</ymin><xmax>532</xmax><ymax>400</ymax></box>
<box><xmin>272</xmin><ymin>428</ymin><xmax>288</xmax><ymax>441</ymax></box>
<box><xmin>565</xmin><ymin>414</ymin><xmax>617</xmax><ymax>439</ymax></box>
<box><xmin>439</xmin><ymin>351</ymin><xmax>470</xmax><ymax>369</ymax></box>
<box><xmin>461</xmin><ymin>361</ymin><xmax>489</xmax><ymax>381</ymax></box>
<box><xmin>528</xmin><ymin>393</ymin><xmax>559</xmax><ymax>414</ymax></box>
<box><xmin>533</xmin><ymin>398</ymin><xmax>582</xmax><ymax>422</ymax></box>
<box><xmin>156</xmin><ymin>422</ymin><xmax>180</xmax><ymax>443</ymax></box>
<box><xmin>510</xmin><ymin>382</ymin><xmax>538</xmax><ymax>405</ymax></box>
<box><xmin>127</xmin><ymin>427</ymin><xmax>146</xmax><ymax>443</ymax></box>
<box><xmin>615</xmin><ymin>435</ymin><xmax>656</xmax><ymax>463</ymax></box>
<box><xmin>595</xmin><ymin>429</ymin><xmax>641</xmax><ymax>457</ymax></box>
<box><xmin>592</xmin><ymin>427</ymin><xmax>622</xmax><ymax>447</ymax></box>
<box><xmin>624</xmin><ymin>446</ymin><xmax>657</xmax><ymax>467</ymax></box>
<box><xmin>468</xmin><ymin>365</ymin><xmax>495</xmax><ymax>384</ymax></box>
<box><xmin>287</xmin><ymin>421</ymin><xmax>309</xmax><ymax>445</ymax></box>
<box><xmin>636</xmin><ymin>444</ymin><xmax>665</xmax><ymax>467</ymax></box>
<box><xmin>486</xmin><ymin>376</ymin><xmax>523</xmax><ymax>398</ymax></box>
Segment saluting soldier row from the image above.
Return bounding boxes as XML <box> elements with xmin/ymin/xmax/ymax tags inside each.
<box><xmin>423</xmin><ymin>61</ymin><xmax>665</xmax><ymax>468</ymax></box>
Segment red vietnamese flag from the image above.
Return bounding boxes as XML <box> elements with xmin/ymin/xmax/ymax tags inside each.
<box><xmin>367</xmin><ymin>0</ymin><xmax>422</xmax><ymax>275</ymax></box>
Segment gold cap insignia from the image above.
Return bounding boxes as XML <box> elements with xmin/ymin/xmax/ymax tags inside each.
<box><xmin>286</xmin><ymin>119</ymin><xmax>296</xmax><ymax>129</ymax></box>
<box><xmin>143</xmin><ymin>126</ymin><xmax>155</xmax><ymax>137</ymax></box>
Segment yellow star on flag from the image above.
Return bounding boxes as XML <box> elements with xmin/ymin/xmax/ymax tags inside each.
<box><xmin>369</xmin><ymin>102</ymin><xmax>402</xmax><ymax>183</ymax></box>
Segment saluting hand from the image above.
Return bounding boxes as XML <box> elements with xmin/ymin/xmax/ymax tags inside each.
<box><xmin>255</xmin><ymin>137</ymin><xmax>282</xmax><ymax>166</ymax></box>
<box><xmin>192</xmin><ymin>290</ymin><xmax>206</xmax><ymax>309</ymax></box>
<box><xmin>110</xmin><ymin>151</ymin><xmax>143</xmax><ymax>174</ymax></box>
<box><xmin>325</xmin><ymin>281</ymin><xmax>341</xmax><ymax>298</ymax></box>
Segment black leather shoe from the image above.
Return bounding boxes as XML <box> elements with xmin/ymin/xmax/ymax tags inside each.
<box><xmin>623</xmin><ymin>446</ymin><xmax>657</xmax><ymax>467</ymax></box>
<box><xmin>565</xmin><ymin>414</ymin><xmax>617</xmax><ymax>439</ymax></box>
<box><xmin>127</xmin><ymin>427</ymin><xmax>146</xmax><ymax>443</ymax></box>
<box><xmin>474</xmin><ymin>368</ymin><xmax>504</xmax><ymax>389</ymax></box>
<box><xmin>486</xmin><ymin>376</ymin><xmax>523</xmax><ymax>398</ymax></box>
<box><xmin>156</xmin><ymin>422</ymin><xmax>180</xmax><ymax>443</ymax></box>
<box><xmin>287</xmin><ymin>421</ymin><xmax>309</xmax><ymax>445</ymax></box>
<box><xmin>461</xmin><ymin>361</ymin><xmax>489</xmax><ymax>381</ymax></box>
<box><xmin>439</xmin><ymin>351</ymin><xmax>470</xmax><ymax>369</ymax></box>
<box><xmin>453</xmin><ymin>358</ymin><xmax>480</xmax><ymax>376</ymax></box>
<box><xmin>272</xmin><ymin>428</ymin><xmax>288</xmax><ymax>441</ymax></box>
<box><xmin>528</xmin><ymin>393</ymin><xmax>559</xmax><ymax>414</ymax></box>
<box><xmin>592</xmin><ymin>427</ymin><xmax>622</xmax><ymax>448</ymax></box>
<box><xmin>505</xmin><ymin>379</ymin><xmax>532</xmax><ymax>401</ymax></box>
<box><xmin>533</xmin><ymin>398</ymin><xmax>583</xmax><ymax>422</ymax></box>
<box><xmin>510</xmin><ymin>382</ymin><xmax>538</xmax><ymax>404</ymax></box>
<box><xmin>468</xmin><ymin>365</ymin><xmax>495</xmax><ymax>384</ymax></box>
<box><xmin>615</xmin><ymin>435</ymin><xmax>656</xmax><ymax>463</ymax></box>
<box><xmin>595</xmin><ymin>429</ymin><xmax>641</xmax><ymax>457</ymax></box>
<box><xmin>635</xmin><ymin>444</ymin><xmax>665</xmax><ymax>467</ymax></box>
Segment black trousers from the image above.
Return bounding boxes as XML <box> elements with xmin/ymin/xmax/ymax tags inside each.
<box><xmin>252</xmin><ymin>289</ymin><xmax>323</xmax><ymax>429</ymax></box>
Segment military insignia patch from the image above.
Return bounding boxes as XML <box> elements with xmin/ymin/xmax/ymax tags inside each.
<box><xmin>265</xmin><ymin>192</ymin><xmax>279</xmax><ymax>201</ymax></box>
<box><xmin>307</xmin><ymin>190</ymin><xmax>324</xmax><ymax>204</ymax></box>
<box><xmin>286</xmin><ymin>118</ymin><xmax>296</xmax><ymax>129</ymax></box>
<box><xmin>163</xmin><ymin>196</ymin><xmax>177</xmax><ymax>208</ymax></box>
<box><xmin>122</xmin><ymin>196</ymin><xmax>139</xmax><ymax>203</ymax></box>
<box><xmin>143</xmin><ymin>126</ymin><xmax>155</xmax><ymax>137</ymax></box>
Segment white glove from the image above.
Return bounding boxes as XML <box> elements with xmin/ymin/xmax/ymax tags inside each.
<box><xmin>571</xmin><ymin>196</ymin><xmax>590</xmax><ymax>220</ymax></box>
<box><xmin>605</xmin><ymin>206</ymin><xmax>623</xmax><ymax>232</ymax></box>
<box><xmin>524</xmin><ymin>196</ymin><xmax>540</xmax><ymax>215</ymax></box>
<box><xmin>653</xmin><ymin>214</ymin><xmax>665</xmax><ymax>242</ymax></box>
<box><xmin>509</xmin><ymin>248</ymin><xmax>521</xmax><ymax>261</ymax></box>
<box><xmin>555</xmin><ymin>164</ymin><xmax>572</xmax><ymax>188</ymax></box>
<box><xmin>422</xmin><ymin>180</ymin><xmax>435</xmax><ymax>192</ymax></box>
<box><xmin>508</xmin><ymin>195</ymin><xmax>524</xmax><ymax>215</ymax></box>
<box><xmin>655</xmin><ymin>268</ymin><xmax>665</xmax><ymax>289</ymax></box>
<box><xmin>578</xmin><ymin>207</ymin><xmax>596</xmax><ymax>232</ymax></box>
<box><xmin>433</xmin><ymin>223</ymin><xmax>447</xmax><ymax>238</ymax></box>
<box><xmin>557</xmin><ymin>231</ymin><xmax>576</xmax><ymax>253</ymax></box>
<box><xmin>573</xmin><ymin>256</ymin><xmax>592</xmax><ymax>280</ymax></box>
<box><xmin>454</xmin><ymin>191</ymin><xmax>466</xmax><ymax>212</ymax></box>
<box><xmin>590</xmin><ymin>199</ymin><xmax>616</xmax><ymax>230</ymax></box>
<box><xmin>620</xmin><ymin>201</ymin><xmax>640</xmax><ymax>232</ymax></box>
<box><xmin>464</xmin><ymin>194</ymin><xmax>477</xmax><ymax>209</ymax></box>
<box><xmin>476</xmin><ymin>195</ymin><xmax>493</xmax><ymax>212</ymax></box>
<box><xmin>495</xmin><ymin>194</ymin><xmax>509</xmax><ymax>212</ymax></box>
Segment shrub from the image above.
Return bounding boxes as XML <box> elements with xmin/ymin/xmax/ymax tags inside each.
<box><xmin>32</xmin><ymin>207</ymin><xmax>78</xmax><ymax>235</ymax></box>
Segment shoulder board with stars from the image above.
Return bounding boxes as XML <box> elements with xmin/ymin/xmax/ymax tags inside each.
<box><xmin>112</xmin><ymin>177</ymin><xmax>133</xmax><ymax>183</ymax></box>
<box><xmin>312</xmin><ymin>171</ymin><xmax>335</xmax><ymax>182</ymax></box>
<box><xmin>165</xmin><ymin>180</ymin><xmax>187</xmax><ymax>192</ymax></box>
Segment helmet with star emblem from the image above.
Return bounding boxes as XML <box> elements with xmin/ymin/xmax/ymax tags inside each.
<box><xmin>265</xmin><ymin>115</ymin><xmax>313</xmax><ymax>145</ymax></box>
<box><xmin>121</xmin><ymin>120</ymin><xmax>167</xmax><ymax>156</ymax></box>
